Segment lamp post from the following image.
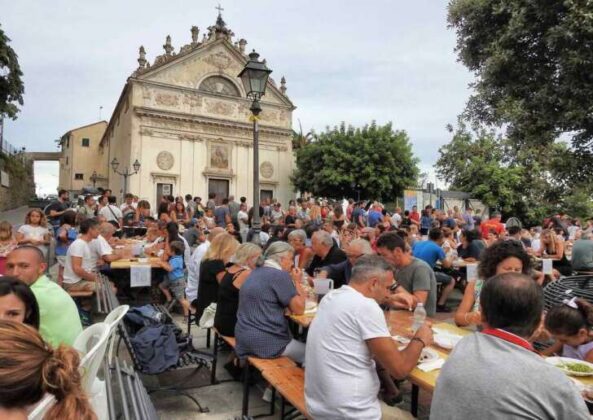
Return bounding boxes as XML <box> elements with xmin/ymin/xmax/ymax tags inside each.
<box><xmin>110</xmin><ymin>158</ymin><xmax>141</xmax><ymax>198</ymax></box>
<box><xmin>90</xmin><ymin>170</ymin><xmax>98</xmax><ymax>188</ymax></box>
<box><xmin>238</xmin><ymin>50</ymin><xmax>272</xmax><ymax>245</ymax></box>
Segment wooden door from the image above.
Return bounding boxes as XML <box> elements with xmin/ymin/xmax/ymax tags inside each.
<box><xmin>208</xmin><ymin>179</ymin><xmax>229</xmax><ymax>206</ymax></box>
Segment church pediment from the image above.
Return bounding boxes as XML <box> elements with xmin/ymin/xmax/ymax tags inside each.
<box><xmin>137</xmin><ymin>39</ymin><xmax>293</xmax><ymax>109</ymax></box>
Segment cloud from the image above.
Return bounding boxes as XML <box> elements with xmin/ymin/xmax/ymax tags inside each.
<box><xmin>1</xmin><ymin>0</ymin><xmax>473</xmax><ymax>193</ymax></box>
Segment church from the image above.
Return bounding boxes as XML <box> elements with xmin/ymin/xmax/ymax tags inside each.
<box><xmin>99</xmin><ymin>12</ymin><xmax>296</xmax><ymax>206</ymax></box>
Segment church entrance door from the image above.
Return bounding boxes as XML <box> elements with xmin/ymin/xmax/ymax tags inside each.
<box><xmin>156</xmin><ymin>183</ymin><xmax>173</xmax><ymax>201</ymax></box>
<box><xmin>208</xmin><ymin>179</ymin><xmax>229</xmax><ymax>205</ymax></box>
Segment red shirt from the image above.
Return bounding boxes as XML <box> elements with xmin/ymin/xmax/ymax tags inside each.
<box><xmin>481</xmin><ymin>218</ymin><xmax>505</xmax><ymax>238</ymax></box>
<box><xmin>410</xmin><ymin>211</ymin><xmax>420</xmax><ymax>222</ymax></box>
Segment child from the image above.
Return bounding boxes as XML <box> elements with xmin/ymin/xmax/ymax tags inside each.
<box><xmin>544</xmin><ymin>297</ymin><xmax>593</xmax><ymax>362</ymax></box>
<box><xmin>158</xmin><ymin>240</ymin><xmax>191</xmax><ymax>320</ymax></box>
<box><xmin>55</xmin><ymin>211</ymin><xmax>78</xmax><ymax>285</ymax></box>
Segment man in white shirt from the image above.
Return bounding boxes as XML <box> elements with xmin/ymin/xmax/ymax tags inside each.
<box><xmin>89</xmin><ymin>222</ymin><xmax>122</xmax><ymax>269</ymax></box>
<box><xmin>63</xmin><ymin>218</ymin><xmax>101</xmax><ymax>292</ymax></box>
<box><xmin>186</xmin><ymin>227</ymin><xmax>224</xmax><ymax>305</ymax></box>
<box><xmin>119</xmin><ymin>193</ymin><xmax>136</xmax><ymax>219</ymax></box>
<box><xmin>100</xmin><ymin>196</ymin><xmax>123</xmax><ymax>227</ymax></box>
<box><xmin>305</xmin><ymin>254</ymin><xmax>432</xmax><ymax>419</ymax></box>
<box><xmin>237</xmin><ymin>203</ymin><xmax>249</xmax><ymax>243</ymax></box>
<box><xmin>391</xmin><ymin>207</ymin><xmax>402</xmax><ymax>228</ymax></box>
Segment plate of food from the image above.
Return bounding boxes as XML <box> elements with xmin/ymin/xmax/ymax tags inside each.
<box><xmin>546</xmin><ymin>357</ymin><xmax>593</xmax><ymax>377</ymax></box>
<box><xmin>419</xmin><ymin>347</ymin><xmax>439</xmax><ymax>364</ymax></box>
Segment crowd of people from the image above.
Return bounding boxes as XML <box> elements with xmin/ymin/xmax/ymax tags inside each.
<box><xmin>1</xmin><ymin>189</ymin><xmax>593</xmax><ymax>418</ymax></box>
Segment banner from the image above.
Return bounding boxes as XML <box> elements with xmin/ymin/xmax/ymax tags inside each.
<box><xmin>404</xmin><ymin>190</ymin><xmax>417</xmax><ymax>211</ymax></box>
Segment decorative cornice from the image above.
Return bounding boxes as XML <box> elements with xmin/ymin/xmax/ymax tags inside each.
<box><xmin>134</xmin><ymin>106</ymin><xmax>292</xmax><ymax>137</ymax></box>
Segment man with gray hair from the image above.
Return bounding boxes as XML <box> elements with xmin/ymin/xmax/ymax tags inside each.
<box><xmin>572</xmin><ymin>231</ymin><xmax>593</xmax><ymax>273</ymax></box>
<box><xmin>305</xmin><ymin>255</ymin><xmax>432</xmax><ymax>419</ymax></box>
<box><xmin>317</xmin><ymin>239</ymin><xmax>373</xmax><ymax>288</ymax></box>
<box><xmin>306</xmin><ymin>230</ymin><xmax>346</xmax><ymax>277</ymax></box>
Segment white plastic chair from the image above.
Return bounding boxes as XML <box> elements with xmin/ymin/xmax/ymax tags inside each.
<box><xmin>73</xmin><ymin>323</ymin><xmax>110</xmax><ymax>393</ymax></box>
<box><xmin>27</xmin><ymin>394</ymin><xmax>56</xmax><ymax>420</ymax></box>
<box><xmin>313</xmin><ymin>278</ymin><xmax>334</xmax><ymax>295</ymax></box>
<box><xmin>104</xmin><ymin>305</ymin><xmax>130</xmax><ymax>364</ymax></box>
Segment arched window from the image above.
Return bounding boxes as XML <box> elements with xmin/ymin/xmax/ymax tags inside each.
<box><xmin>198</xmin><ymin>76</ymin><xmax>240</xmax><ymax>97</ymax></box>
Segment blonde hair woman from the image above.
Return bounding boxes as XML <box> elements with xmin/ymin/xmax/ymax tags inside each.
<box><xmin>0</xmin><ymin>222</ymin><xmax>17</xmax><ymax>275</ymax></box>
<box><xmin>16</xmin><ymin>209</ymin><xmax>50</xmax><ymax>259</ymax></box>
<box><xmin>194</xmin><ymin>233</ymin><xmax>239</xmax><ymax>321</ymax></box>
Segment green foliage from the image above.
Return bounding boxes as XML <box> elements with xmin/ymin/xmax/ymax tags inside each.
<box><xmin>0</xmin><ymin>24</ymin><xmax>24</xmax><ymax>120</ymax></box>
<box><xmin>291</xmin><ymin>122</ymin><xmax>419</xmax><ymax>201</ymax></box>
<box><xmin>0</xmin><ymin>154</ymin><xmax>34</xmax><ymax>210</ymax></box>
<box><xmin>448</xmin><ymin>0</ymin><xmax>593</xmax><ymax>158</ymax></box>
<box><xmin>292</xmin><ymin>119</ymin><xmax>314</xmax><ymax>150</ymax></box>
<box><xmin>436</xmin><ymin>121</ymin><xmax>593</xmax><ymax>225</ymax></box>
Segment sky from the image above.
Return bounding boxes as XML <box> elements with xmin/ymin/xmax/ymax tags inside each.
<box><xmin>1</xmin><ymin>0</ymin><xmax>473</xmax><ymax>196</ymax></box>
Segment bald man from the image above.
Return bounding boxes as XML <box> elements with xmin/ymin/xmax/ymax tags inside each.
<box><xmin>5</xmin><ymin>246</ymin><xmax>82</xmax><ymax>346</ymax></box>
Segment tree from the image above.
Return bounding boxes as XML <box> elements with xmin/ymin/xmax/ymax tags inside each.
<box><xmin>436</xmin><ymin>121</ymin><xmax>593</xmax><ymax>225</ymax></box>
<box><xmin>291</xmin><ymin>122</ymin><xmax>419</xmax><ymax>201</ymax></box>
<box><xmin>292</xmin><ymin>119</ymin><xmax>314</xmax><ymax>150</ymax></box>
<box><xmin>448</xmin><ymin>0</ymin><xmax>593</xmax><ymax>159</ymax></box>
<box><xmin>0</xmin><ymin>24</ymin><xmax>24</xmax><ymax>120</ymax></box>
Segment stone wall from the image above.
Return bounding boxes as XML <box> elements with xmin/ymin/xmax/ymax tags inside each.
<box><xmin>0</xmin><ymin>154</ymin><xmax>35</xmax><ymax>211</ymax></box>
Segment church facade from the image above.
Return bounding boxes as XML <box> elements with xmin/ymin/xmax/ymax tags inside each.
<box><xmin>99</xmin><ymin>14</ymin><xmax>296</xmax><ymax>206</ymax></box>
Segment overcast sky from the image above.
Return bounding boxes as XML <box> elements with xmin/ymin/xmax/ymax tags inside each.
<box><xmin>2</xmin><ymin>0</ymin><xmax>473</xmax><ymax>196</ymax></box>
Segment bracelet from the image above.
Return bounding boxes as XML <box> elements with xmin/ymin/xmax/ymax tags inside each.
<box><xmin>411</xmin><ymin>337</ymin><xmax>426</xmax><ymax>348</ymax></box>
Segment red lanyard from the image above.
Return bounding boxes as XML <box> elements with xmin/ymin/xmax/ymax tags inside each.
<box><xmin>481</xmin><ymin>328</ymin><xmax>535</xmax><ymax>353</ymax></box>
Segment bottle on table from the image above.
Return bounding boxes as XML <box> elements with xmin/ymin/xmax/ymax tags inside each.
<box><xmin>412</xmin><ymin>303</ymin><xmax>426</xmax><ymax>332</ymax></box>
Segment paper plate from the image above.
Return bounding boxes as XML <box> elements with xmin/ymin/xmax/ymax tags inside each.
<box><xmin>546</xmin><ymin>357</ymin><xmax>593</xmax><ymax>377</ymax></box>
<box><xmin>434</xmin><ymin>333</ymin><xmax>463</xmax><ymax>350</ymax></box>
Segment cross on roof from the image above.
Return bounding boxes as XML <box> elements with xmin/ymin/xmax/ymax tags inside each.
<box><xmin>216</xmin><ymin>3</ymin><xmax>224</xmax><ymax>15</ymax></box>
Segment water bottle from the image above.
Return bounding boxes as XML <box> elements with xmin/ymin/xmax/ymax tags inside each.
<box><xmin>412</xmin><ymin>303</ymin><xmax>427</xmax><ymax>332</ymax></box>
<box><xmin>139</xmin><ymin>245</ymin><xmax>146</xmax><ymax>258</ymax></box>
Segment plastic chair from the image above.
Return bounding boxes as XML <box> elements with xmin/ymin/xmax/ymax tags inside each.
<box><xmin>313</xmin><ymin>278</ymin><xmax>334</xmax><ymax>295</ymax></box>
<box><xmin>73</xmin><ymin>323</ymin><xmax>110</xmax><ymax>393</ymax></box>
<box><xmin>28</xmin><ymin>394</ymin><xmax>56</xmax><ymax>420</ymax></box>
<box><xmin>104</xmin><ymin>305</ymin><xmax>130</xmax><ymax>364</ymax></box>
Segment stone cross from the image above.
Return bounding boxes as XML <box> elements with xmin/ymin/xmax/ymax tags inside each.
<box><xmin>216</xmin><ymin>3</ymin><xmax>224</xmax><ymax>14</ymax></box>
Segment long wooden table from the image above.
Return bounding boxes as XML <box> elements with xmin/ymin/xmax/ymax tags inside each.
<box><xmin>289</xmin><ymin>309</ymin><xmax>593</xmax><ymax>416</ymax></box>
<box><xmin>110</xmin><ymin>257</ymin><xmax>163</xmax><ymax>269</ymax></box>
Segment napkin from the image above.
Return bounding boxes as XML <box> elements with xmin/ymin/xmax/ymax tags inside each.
<box><xmin>418</xmin><ymin>358</ymin><xmax>445</xmax><ymax>372</ymax></box>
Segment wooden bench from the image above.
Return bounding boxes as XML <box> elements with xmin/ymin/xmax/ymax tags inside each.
<box><xmin>262</xmin><ymin>366</ymin><xmax>309</xmax><ymax>420</ymax></box>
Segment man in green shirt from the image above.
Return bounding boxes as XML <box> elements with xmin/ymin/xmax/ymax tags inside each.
<box><xmin>5</xmin><ymin>245</ymin><xmax>82</xmax><ymax>347</ymax></box>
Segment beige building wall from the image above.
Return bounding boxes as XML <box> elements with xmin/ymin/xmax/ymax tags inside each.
<box><xmin>100</xmin><ymin>17</ymin><xmax>296</xmax><ymax>206</ymax></box>
<box><xmin>59</xmin><ymin>121</ymin><xmax>108</xmax><ymax>192</ymax></box>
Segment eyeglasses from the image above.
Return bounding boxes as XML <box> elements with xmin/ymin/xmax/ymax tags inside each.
<box><xmin>346</xmin><ymin>253</ymin><xmax>363</xmax><ymax>260</ymax></box>
<box><xmin>388</xmin><ymin>282</ymin><xmax>399</xmax><ymax>292</ymax></box>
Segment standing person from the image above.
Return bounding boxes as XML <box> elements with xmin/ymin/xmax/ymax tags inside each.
<box><xmin>480</xmin><ymin>211</ymin><xmax>505</xmax><ymax>239</ymax></box>
<box><xmin>462</xmin><ymin>207</ymin><xmax>475</xmax><ymax>230</ymax></box>
<box><xmin>228</xmin><ymin>195</ymin><xmax>240</xmax><ymax>228</ymax></box>
<box><xmin>99</xmin><ymin>196</ymin><xmax>123</xmax><ymax>228</ymax></box>
<box><xmin>63</xmin><ymin>218</ymin><xmax>100</xmax><ymax>293</ymax></box>
<box><xmin>5</xmin><ymin>246</ymin><xmax>82</xmax><ymax>346</ymax></box>
<box><xmin>391</xmin><ymin>207</ymin><xmax>402</xmax><ymax>228</ymax></box>
<box><xmin>214</xmin><ymin>198</ymin><xmax>232</xmax><ymax>228</ymax></box>
<box><xmin>419</xmin><ymin>209</ymin><xmax>433</xmax><ymax>236</ymax></box>
<box><xmin>431</xmin><ymin>273</ymin><xmax>589</xmax><ymax>420</ymax></box>
<box><xmin>305</xmin><ymin>255</ymin><xmax>431</xmax><ymax>419</ymax></box>
<box><xmin>44</xmin><ymin>189</ymin><xmax>70</xmax><ymax>234</ymax></box>
<box><xmin>55</xmin><ymin>211</ymin><xmax>78</xmax><ymax>285</ymax></box>
<box><xmin>0</xmin><ymin>222</ymin><xmax>17</xmax><ymax>275</ymax></box>
<box><xmin>16</xmin><ymin>209</ymin><xmax>51</xmax><ymax>260</ymax></box>
<box><xmin>120</xmin><ymin>193</ymin><xmax>136</xmax><ymax>223</ymax></box>
<box><xmin>97</xmin><ymin>195</ymin><xmax>109</xmax><ymax>214</ymax></box>
<box><xmin>159</xmin><ymin>241</ymin><xmax>191</xmax><ymax>321</ymax></box>
<box><xmin>0</xmin><ymin>321</ymin><xmax>98</xmax><ymax>420</ymax></box>
<box><xmin>367</xmin><ymin>202</ymin><xmax>384</xmax><ymax>228</ymax></box>
<box><xmin>78</xmin><ymin>195</ymin><xmax>97</xmax><ymax>218</ymax></box>
<box><xmin>409</xmin><ymin>205</ymin><xmax>420</xmax><ymax>226</ymax></box>
<box><xmin>376</xmin><ymin>232</ymin><xmax>438</xmax><ymax>316</ymax></box>
<box><xmin>194</xmin><ymin>196</ymin><xmax>205</xmax><ymax>218</ymax></box>
<box><xmin>206</xmin><ymin>192</ymin><xmax>217</xmax><ymax>213</ymax></box>
<box><xmin>237</xmin><ymin>203</ymin><xmax>249</xmax><ymax>243</ymax></box>
<box><xmin>185</xmin><ymin>194</ymin><xmax>196</xmax><ymax>218</ymax></box>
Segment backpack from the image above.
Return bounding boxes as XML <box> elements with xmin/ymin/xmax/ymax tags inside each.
<box><xmin>131</xmin><ymin>324</ymin><xmax>180</xmax><ymax>374</ymax></box>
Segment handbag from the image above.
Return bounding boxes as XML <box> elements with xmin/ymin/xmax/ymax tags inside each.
<box><xmin>198</xmin><ymin>302</ymin><xmax>217</xmax><ymax>329</ymax></box>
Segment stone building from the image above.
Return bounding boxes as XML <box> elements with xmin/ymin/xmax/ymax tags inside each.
<box><xmin>99</xmin><ymin>13</ymin><xmax>296</xmax><ymax>205</ymax></box>
<box><xmin>59</xmin><ymin>121</ymin><xmax>108</xmax><ymax>192</ymax></box>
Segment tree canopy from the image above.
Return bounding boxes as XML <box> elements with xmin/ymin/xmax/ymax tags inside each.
<box><xmin>448</xmin><ymin>0</ymin><xmax>593</xmax><ymax>159</ymax></box>
<box><xmin>0</xmin><ymin>24</ymin><xmax>24</xmax><ymax>120</ymax></box>
<box><xmin>291</xmin><ymin>122</ymin><xmax>419</xmax><ymax>202</ymax></box>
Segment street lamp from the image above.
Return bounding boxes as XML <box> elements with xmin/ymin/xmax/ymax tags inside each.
<box><xmin>90</xmin><ymin>170</ymin><xmax>98</xmax><ymax>187</ymax></box>
<box><xmin>110</xmin><ymin>157</ymin><xmax>141</xmax><ymax>198</ymax></box>
<box><xmin>238</xmin><ymin>50</ymin><xmax>272</xmax><ymax>245</ymax></box>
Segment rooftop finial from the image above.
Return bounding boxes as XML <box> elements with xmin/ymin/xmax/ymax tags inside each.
<box><xmin>280</xmin><ymin>76</ymin><xmax>287</xmax><ymax>95</ymax></box>
<box><xmin>238</xmin><ymin>38</ymin><xmax>247</xmax><ymax>54</ymax></box>
<box><xmin>138</xmin><ymin>46</ymin><xmax>147</xmax><ymax>69</ymax></box>
<box><xmin>163</xmin><ymin>35</ymin><xmax>174</xmax><ymax>56</ymax></box>
<box><xmin>191</xmin><ymin>26</ymin><xmax>200</xmax><ymax>46</ymax></box>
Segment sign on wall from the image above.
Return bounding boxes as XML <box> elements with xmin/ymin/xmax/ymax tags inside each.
<box><xmin>0</xmin><ymin>171</ymin><xmax>9</xmax><ymax>188</ymax></box>
<box><xmin>404</xmin><ymin>190</ymin><xmax>417</xmax><ymax>211</ymax></box>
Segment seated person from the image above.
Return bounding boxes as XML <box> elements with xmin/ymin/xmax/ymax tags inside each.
<box><xmin>287</xmin><ymin>229</ymin><xmax>314</xmax><ymax>270</ymax></box>
<box><xmin>0</xmin><ymin>321</ymin><xmax>96</xmax><ymax>419</ymax></box>
<box><xmin>317</xmin><ymin>238</ymin><xmax>373</xmax><ymax>288</ymax></box>
<box><xmin>572</xmin><ymin>232</ymin><xmax>593</xmax><ymax>273</ymax></box>
<box><xmin>5</xmin><ymin>246</ymin><xmax>82</xmax><ymax>346</ymax></box>
<box><xmin>305</xmin><ymin>255</ymin><xmax>431</xmax><ymax>419</ymax></box>
<box><xmin>63</xmin><ymin>218</ymin><xmax>101</xmax><ymax>293</ymax></box>
<box><xmin>235</xmin><ymin>241</ymin><xmax>307</xmax><ymax>364</ymax></box>
<box><xmin>543</xmin><ymin>298</ymin><xmax>593</xmax><ymax>362</ymax></box>
<box><xmin>455</xmin><ymin>240</ymin><xmax>531</xmax><ymax>327</ymax></box>
<box><xmin>431</xmin><ymin>273</ymin><xmax>589</xmax><ymax>419</ymax></box>
<box><xmin>376</xmin><ymin>232</ymin><xmax>437</xmax><ymax>316</ymax></box>
<box><xmin>412</xmin><ymin>228</ymin><xmax>455</xmax><ymax>312</ymax></box>
<box><xmin>306</xmin><ymin>230</ymin><xmax>347</xmax><ymax>277</ymax></box>
<box><xmin>0</xmin><ymin>276</ymin><xmax>40</xmax><ymax>328</ymax></box>
<box><xmin>457</xmin><ymin>229</ymin><xmax>485</xmax><ymax>262</ymax></box>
